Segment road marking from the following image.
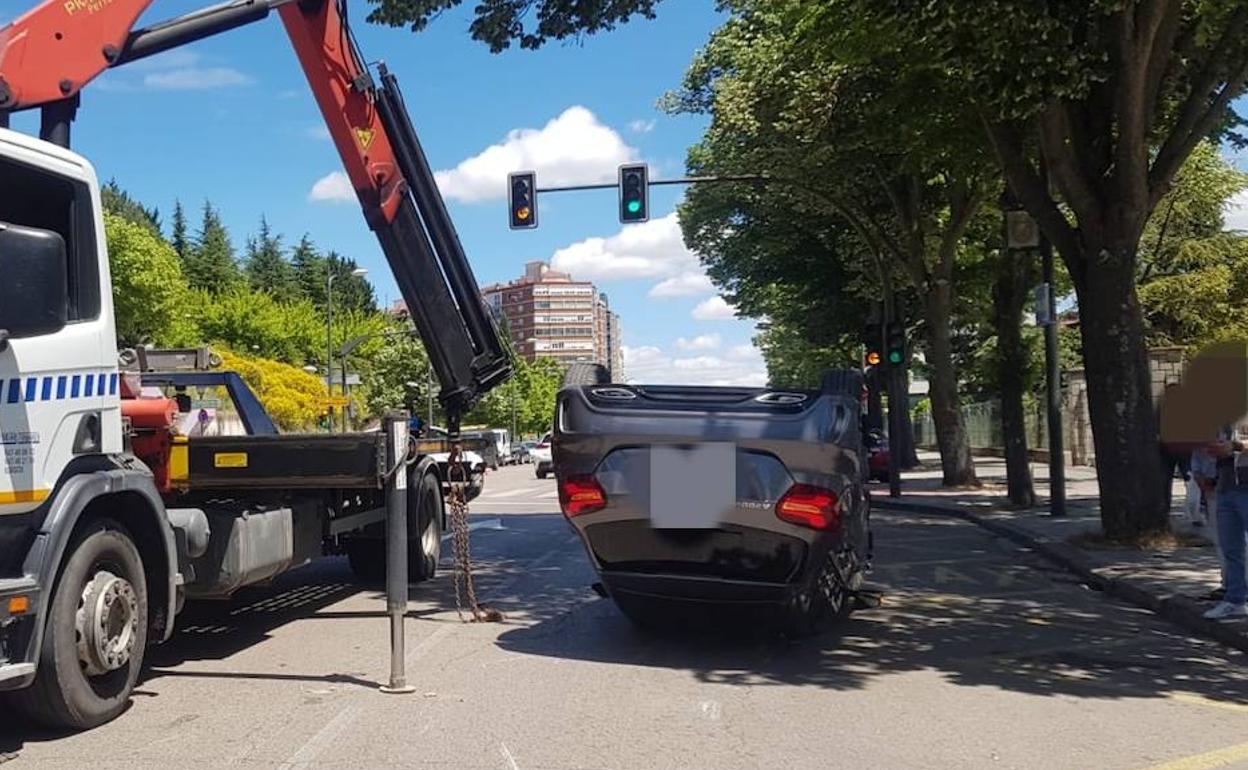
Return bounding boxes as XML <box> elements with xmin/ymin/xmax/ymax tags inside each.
<box><xmin>1169</xmin><ymin>693</ymin><xmax>1248</xmax><ymax>714</ymax></box>
<box><xmin>500</xmin><ymin>742</ymin><xmax>521</xmax><ymax>770</ymax></box>
<box><xmin>405</xmin><ymin>623</ymin><xmax>457</xmax><ymax>667</ymax></box>
<box><xmin>481</xmin><ymin>487</ymin><xmax>533</xmax><ymax>499</ymax></box>
<box><xmin>276</xmin><ymin>704</ymin><xmax>363</xmax><ymax>770</ymax></box>
<box><xmin>1135</xmin><ymin>739</ymin><xmax>1248</xmax><ymax>770</ymax></box>
<box><xmin>441</xmin><ymin>518</ymin><xmax>503</xmax><ymax>541</ymax></box>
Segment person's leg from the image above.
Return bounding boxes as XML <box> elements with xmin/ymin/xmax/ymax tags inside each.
<box><xmin>1211</xmin><ymin>492</ymin><xmax>1227</xmax><ymax>589</ymax></box>
<box><xmin>1185</xmin><ymin>477</ymin><xmax>1202</xmax><ymax>521</ymax></box>
<box><xmin>1218</xmin><ymin>489</ymin><xmax>1248</xmax><ymax>605</ymax></box>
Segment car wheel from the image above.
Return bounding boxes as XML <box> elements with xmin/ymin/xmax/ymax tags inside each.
<box><xmin>536</xmin><ymin>467</ymin><xmax>547</xmax><ymax>479</ymax></box>
<box><xmin>10</xmin><ymin>519</ymin><xmax>148</xmax><ymax>730</ymax></box>
<box><xmin>783</xmin><ymin>549</ymin><xmax>860</xmax><ymax>637</ymax></box>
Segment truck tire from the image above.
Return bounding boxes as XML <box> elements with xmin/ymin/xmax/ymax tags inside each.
<box><xmin>409</xmin><ymin>470</ymin><xmax>442</xmax><ymax>583</ymax></box>
<box><xmin>563</xmin><ymin>363</ymin><xmax>610</xmax><ymax>387</ymax></box>
<box><xmin>346</xmin><ymin>471</ymin><xmax>442</xmax><ymax>584</ymax></box>
<box><xmin>10</xmin><ymin>519</ymin><xmax>148</xmax><ymax>730</ymax></box>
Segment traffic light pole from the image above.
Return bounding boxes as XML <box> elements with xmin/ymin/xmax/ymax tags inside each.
<box><xmin>1041</xmin><ymin>236</ymin><xmax>1066</xmax><ymax>517</ymax></box>
<box><xmin>532</xmin><ymin>174</ymin><xmax>768</xmax><ymax>194</ymax></box>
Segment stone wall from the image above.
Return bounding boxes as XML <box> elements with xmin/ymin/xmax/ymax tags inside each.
<box><xmin>1063</xmin><ymin>346</ymin><xmax>1186</xmax><ymax>466</ymax></box>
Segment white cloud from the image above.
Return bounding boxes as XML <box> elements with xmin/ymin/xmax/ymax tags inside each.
<box><xmin>629</xmin><ymin>119</ymin><xmax>657</xmax><ymax>134</ymax></box>
<box><xmin>309</xmin><ymin>171</ymin><xmax>354</xmax><ymax>203</ymax></box>
<box><xmin>623</xmin><ymin>344</ymin><xmax>766</xmax><ymax>387</ymax></box>
<box><xmin>553</xmin><ymin>212</ymin><xmax>699</xmax><ymax>282</ymax></box>
<box><xmin>434</xmin><ymin>106</ymin><xmax>639</xmax><ymax>203</ymax></box>
<box><xmin>1227</xmin><ymin>190</ymin><xmax>1248</xmax><ymax>232</ymax></box>
<box><xmin>728</xmin><ymin>344</ymin><xmax>757</xmax><ymax>359</ymax></box>
<box><xmin>649</xmin><ymin>272</ymin><xmax>715</xmax><ymax>298</ymax></box>
<box><xmin>676</xmin><ymin>334</ymin><xmax>721</xmax><ymax>351</ymax></box>
<box><xmin>143</xmin><ymin>67</ymin><xmax>251</xmax><ymax>90</ymax></box>
<box><xmin>692</xmin><ymin>296</ymin><xmax>738</xmax><ymax>321</ymax></box>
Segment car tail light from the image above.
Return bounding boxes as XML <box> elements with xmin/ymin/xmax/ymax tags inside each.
<box><xmin>559</xmin><ymin>474</ymin><xmax>607</xmax><ymax>517</ymax></box>
<box><xmin>776</xmin><ymin>484</ymin><xmax>840</xmax><ymax>531</ymax></box>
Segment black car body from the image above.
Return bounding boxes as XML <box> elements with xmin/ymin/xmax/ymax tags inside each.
<box><xmin>552</xmin><ymin>374</ymin><xmax>871</xmax><ymax>632</ymax></box>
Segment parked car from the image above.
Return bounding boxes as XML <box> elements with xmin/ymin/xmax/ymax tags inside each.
<box><xmin>864</xmin><ymin>428</ymin><xmax>891</xmax><ymax>482</ymax></box>
<box><xmin>552</xmin><ymin>371</ymin><xmax>872</xmax><ymax>635</ymax></box>
<box><xmin>514</xmin><ymin>441</ymin><xmax>537</xmax><ymax>464</ymax></box>
<box><xmin>533</xmin><ymin>434</ymin><xmax>554</xmax><ymax>478</ymax></box>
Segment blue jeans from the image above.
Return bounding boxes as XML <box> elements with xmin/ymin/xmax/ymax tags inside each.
<box><xmin>1217</xmin><ymin>487</ymin><xmax>1248</xmax><ymax>604</ymax></box>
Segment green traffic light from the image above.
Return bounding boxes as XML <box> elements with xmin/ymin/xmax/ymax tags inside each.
<box><xmin>888</xmin><ymin>350</ymin><xmax>904</xmax><ymax>364</ymax></box>
<box><xmin>627</xmin><ymin>200</ymin><xmax>642</xmax><ymax>214</ymax></box>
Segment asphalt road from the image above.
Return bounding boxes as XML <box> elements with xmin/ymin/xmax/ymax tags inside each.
<box><xmin>4</xmin><ymin>465</ymin><xmax>1248</xmax><ymax>769</ymax></box>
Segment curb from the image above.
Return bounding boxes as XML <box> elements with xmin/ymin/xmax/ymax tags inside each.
<box><xmin>874</xmin><ymin>497</ymin><xmax>1248</xmax><ymax>655</ymax></box>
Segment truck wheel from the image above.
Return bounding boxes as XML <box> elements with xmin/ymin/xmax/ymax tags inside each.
<box><xmin>12</xmin><ymin>520</ymin><xmax>148</xmax><ymax>730</ymax></box>
<box><xmin>408</xmin><ymin>470</ymin><xmax>442</xmax><ymax>583</ymax></box>
<box><xmin>563</xmin><ymin>363</ymin><xmax>610</xmax><ymax>387</ymax></box>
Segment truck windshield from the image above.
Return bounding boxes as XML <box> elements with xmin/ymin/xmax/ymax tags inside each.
<box><xmin>0</xmin><ymin>156</ymin><xmax>99</xmax><ymax>321</ymax></box>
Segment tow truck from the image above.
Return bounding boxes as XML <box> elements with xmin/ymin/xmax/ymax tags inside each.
<box><xmin>0</xmin><ymin>0</ymin><xmax>511</xmax><ymax>729</ymax></box>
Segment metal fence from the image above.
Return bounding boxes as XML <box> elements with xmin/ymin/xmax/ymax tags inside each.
<box><xmin>913</xmin><ymin>399</ymin><xmax>1057</xmax><ymax>451</ymax></box>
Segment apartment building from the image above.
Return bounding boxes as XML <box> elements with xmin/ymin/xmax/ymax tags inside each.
<box><xmin>482</xmin><ymin>261</ymin><xmax>623</xmax><ymax>377</ymax></box>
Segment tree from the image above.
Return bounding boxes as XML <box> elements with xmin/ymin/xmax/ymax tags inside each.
<box><xmin>185</xmin><ymin>201</ymin><xmax>240</xmax><ymax>292</ymax></box>
<box><xmin>291</xmin><ymin>234</ymin><xmax>327</xmax><ymax>306</ymax></box>
<box><xmin>170</xmin><ymin>199</ymin><xmax>189</xmax><ymax>261</ymax></box>
<box><xmin>841</xmin><ymin>0</ymin><xmax>1248</xmax><ymax>537</ymax></box>
<box><xmin>671</xmin><ymin>1</ymin><xmax>984</xmax><ymax>484</ymax></box>
<box><xmin>366</xmin><ymin>0</ymin><xmax>664</xmax><ymax>52</ymax></box>
<box><xmin>325</xmin><ymin>252</ymin><xmax>377</xmax><ymax>314</ymax></box>
<box><xmin>103</xmin><ymin>212</ymin><xmax>191</xmax><ymax>348</ymax></box>
<box><xmin>190</xmin><ymin>286</ymin><xmax>322</xmax><ymax>365</ymax></box>
<box><xmin>360</xmin><ymin>329</ymin><xmax>435</xmax><ymax>423</ymax></box>
<box><xmin>101</xmin><ymin>180</ymin><xmax>160</xmax><ymax>235</ymax></box>
<box><xmin>244</xmin><ymin>216</ymin><xmax>299</xmax><ymax>302</ymax></box>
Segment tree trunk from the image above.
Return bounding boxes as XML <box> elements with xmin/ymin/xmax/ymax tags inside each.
<box><xmin>1072</xmin><ymin>241</ymin><xmax>1168</xmax><ymax>537</ymax></box>
<box><xmin>993</xmin><ymin>250</ymin><xmax>1036</xmax><ymax>507</ymax></box>
<box><xmin>924</xmin><ymin>283</ymin><xmax>979</xmax><ymax>486</ymax></box>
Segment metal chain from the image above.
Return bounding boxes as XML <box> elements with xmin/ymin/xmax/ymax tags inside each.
<box><xmin>447</xmin><ymin>445</ymin><xmax>503</xmax><ymax>623</ymax></box>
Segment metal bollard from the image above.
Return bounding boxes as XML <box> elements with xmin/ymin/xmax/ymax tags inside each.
<box><xmin>381</xmin><ymin>410</ymin><xmax>415</xmax><ymax>694</ymax></box>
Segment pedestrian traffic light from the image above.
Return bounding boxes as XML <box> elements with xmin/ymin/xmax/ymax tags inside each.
<box><xmin>863</xmin><ymin>323</ymin><xmax>883</xmax><ymax>369</ymax></box>
<box><xmin>886</xmin><ymin>322</ymin><xmax>906</xmax><ymax>367</ymax></box>
<box><xmin>619</xmin><ymin>163</ymin><xmax>649</xmax><ymax>223</ymax></box>
<box><xmin>509</xmin><ymin>171</ymin><xmax>538</xmax><ymax>229</ymax></box>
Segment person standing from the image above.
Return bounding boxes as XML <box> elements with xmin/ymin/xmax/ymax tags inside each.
<box><xmin>1204</xmin><ymin>432</ymin><xmax>1248</xmax><ymax>619</ymax></box>
<box><xmin>1192</xmin><ymin>436</ymin><xmax>1224</xmax><ymax>601</ymax></box>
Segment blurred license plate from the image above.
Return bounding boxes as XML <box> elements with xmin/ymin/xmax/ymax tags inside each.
<box><xmin>649</xmin><ymin>443</ymin><xmax>736</xmax><ymax>529</ymax></box>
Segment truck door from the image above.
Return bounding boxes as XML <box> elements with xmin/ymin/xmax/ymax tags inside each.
<box><xmin>0</xmin><ymin>140</ymin><xmax>118</xmax><ymax>515</ymax></box>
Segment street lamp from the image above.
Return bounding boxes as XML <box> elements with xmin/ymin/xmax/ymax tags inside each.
<box><xmin>326</xmin><ymin>265</ymin><xmax>368</xmax><ymax>431</ymax></box>
<box><xmin>1003</xmin><ymin>186</ymin><xmax>1065</xmax><ymax>517</ymax></box>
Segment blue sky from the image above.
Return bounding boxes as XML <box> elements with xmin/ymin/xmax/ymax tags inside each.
<box><xmin>5</xmin><ymin>0</ymin><xmax>767</xmax><ymax>385</ymax></box>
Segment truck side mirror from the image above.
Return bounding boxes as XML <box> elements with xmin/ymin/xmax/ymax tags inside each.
<box><xmin>0</xmin><ymin>221</ymin><xmax>68</xmax><ymax>347</ymax></box>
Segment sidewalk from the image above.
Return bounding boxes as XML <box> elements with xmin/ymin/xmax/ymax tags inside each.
<box><xmin>875</xmin><ymin>451</ymin><xmax>1248</xmax><ymax>652</ymax></box>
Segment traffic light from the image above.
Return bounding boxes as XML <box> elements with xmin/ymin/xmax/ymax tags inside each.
<box><xmin>886</xmin><ymin>322</ymin><xmax>906</xmax><ymax>367</ymax></box>
<box><xmin>863</xmin><ymin>323</ymin><xmax>883</xmax><ymax>369</ymax></box>
<box><xmin>509</xmin><ymin>171</ymin><xmax>538</xmax><ymax>229</ymax></box>
<box><xmin>618</xmin><ymin>163</ymin><xmax>649</xmax><ymax>223</ymax></box>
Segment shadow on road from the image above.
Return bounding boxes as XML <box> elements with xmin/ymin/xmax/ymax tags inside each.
<box><xmin>494</xmin><ymin>510</ymin><xmax>1248</xmax><ymax>710</ymax></box>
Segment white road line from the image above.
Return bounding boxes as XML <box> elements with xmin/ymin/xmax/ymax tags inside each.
<box><xmin>538</xmin><ymin>490</ymin><xmax>559</xmax><ymax>499</ymax></box>
<box><xmin>481</xmin><ymin>487</ymin><xmax>533</xmax><ymax>499</ymax></box>
<box><xmin>277</xmin><ymin>704</ymin><xmax>363</xmax><ymax>770</ymax></box>
<box><xmin>500</xmin><ymin>742</ymin><xmax>521</xmax><ymax>770</ymax></box>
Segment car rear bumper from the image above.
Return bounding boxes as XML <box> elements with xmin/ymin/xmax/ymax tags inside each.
<box><xmin>573</xmin><ymin>518</ymin><xmax>823</xmax><ymax>605</ymax></box>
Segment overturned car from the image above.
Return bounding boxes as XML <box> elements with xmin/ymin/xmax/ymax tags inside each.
<box><xmin>552</xmin><ymin>370</ymin><xmax>872</xmax><ymax>634</ymax></box>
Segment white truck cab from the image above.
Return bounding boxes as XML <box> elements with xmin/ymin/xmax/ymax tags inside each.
<box><xmin>0</xmin><ymin>127</ymin><xmax>180</xmax><ymax>728</ymax></box>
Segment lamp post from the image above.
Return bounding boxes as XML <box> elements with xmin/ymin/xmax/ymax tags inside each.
<box><xmin>1003</xmin><ymin>188</ymin><xmax>1065</xmax><ymax>517</ymax></box>
<box><xmin>326</xmin><ymin>265</ymin><xmax>368</xmax><ymax>431</ymax></box>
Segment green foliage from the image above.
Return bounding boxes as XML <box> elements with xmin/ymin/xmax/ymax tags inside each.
<box><xmin>244</xmin><ymin>217</ymin><xmax>299</xmax><ymax>302</ymax></box>
<box><xmin>216</xmin><ymin>349</ymin><xmax>328</xmax><ymax>432</ymax></box>
<box><xmin>170</xmin><ymin>199</ymin><xmax>189</xmax><ymax>260</ymax></box>
<box><xmin>103</xmin><ymin>212</ymin><xmax>189</xmax><ymax>348</ymax></box>
<box><xmin>366</xmin><ymin>0</ymin><xmax>663</xmax><ymax>52</ymax></box>
<box><xmin>184</xmin><ymin>201</ymin><xmax>240</xmax><ymax>292</ymax></box>
<box><xmin>101</xmin><ymin>180</ymin><xmax>161</xmax><ymax>235</ymax></box>
<box><xmin>189</xmin><ymin>286</ymin><xmax>322</xmax><ymax>365</ymax></box>
<box><xmin>463</xmin><ymin>356</ymin><xmax>564</xmax><ymax>436</ymax></box>
<box><xmin>754</xmin><ymin>323</ymin><xmax>856</xmax><ymax>389</ymax></box>
<box><xmin>359</xmin><ymin>329</ymin><xmax>435</xmax><ymax>422</ymax></box>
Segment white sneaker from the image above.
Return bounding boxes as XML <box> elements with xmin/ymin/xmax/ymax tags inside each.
<box><xmin>1203</xmin><ymin>601</ymin><xmax>1248</xmax><ymax>620</ymax></box>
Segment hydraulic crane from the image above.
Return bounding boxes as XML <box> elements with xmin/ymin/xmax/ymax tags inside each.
<box><xmin>0</xmin><ymin>0</ymin><xmax>512</xmax><ymax>423</ymax></box>
<box><xmin>0</xmin><ymin>0</ymin><xmax>511</xmax><ymax>730</ymax></box>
